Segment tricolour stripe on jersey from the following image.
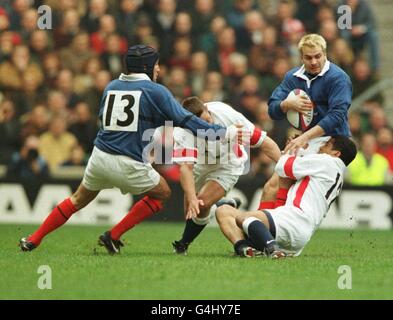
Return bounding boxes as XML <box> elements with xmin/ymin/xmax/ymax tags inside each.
<box><xmin>284</xmin><ymin>156</ymin><xmax>296</xmax><ymax>179</ymax></box>
<box><xmin>293</xmin><ymin>176</ymin><xmax>310</xmax><ymax>209</ymax></box>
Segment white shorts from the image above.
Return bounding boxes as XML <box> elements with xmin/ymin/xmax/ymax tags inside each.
<box><xmin>193</xmin><ymin>163</ymin><xmax>242</xmax><ymax>194</ymax></box>
<box><xmin>267</xmin><ymin>206</ymin><xmax>314</xmax><ymax>255</ymax></box>
<box><xmin>82</xmin><ymin>146</ymin><xmax>160</xmax><ymax>195</ymax></box>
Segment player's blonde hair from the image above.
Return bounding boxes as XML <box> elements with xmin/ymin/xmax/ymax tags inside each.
<box><xmin>298</xmin><ymin>34</ymin><xmax>327</xmax><ymax>55</ymax></box>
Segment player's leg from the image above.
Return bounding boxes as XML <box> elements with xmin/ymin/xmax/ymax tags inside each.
<box><xmin>259</xmin><ymin>173</ymin><xmax>279</xmax><ymax>210</ymax></box>
<box><xmin>274</xmin><ymin>177</ymin><xmax>294</xmax><ymax>208</ymax></box>
<box><xmin>107</xmin><ymin>176</ymin><xmax>171</xmax><ymax>242</ymax></box>
<box><xmin>215</xmin><ymin>204</ymin><xmax>257</xmax><ymax>257</ymax></box>
<box><xmin>235</xmin><ymin>210</ymin><xmax>285</xmax><ymax>258</ymax></box>
<box><xmin>20</xmin><ymin>183</ymin><xmax>99</xmax><ymax>251</ymax></box>
<box><xmin>173</xmin><ymin>180</ymin><xmax>226</xmax><ymax>254</ymax></box>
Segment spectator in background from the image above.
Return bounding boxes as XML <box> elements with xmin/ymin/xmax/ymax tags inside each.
<box><xmin>151</xmin><ymin>0</ymin><xmax>177</xmax><ymax>63</ymax></box>
<box><xmin>0</xmin><ymin>31</ymin><xmax>18</xmax><ymax>63</ymax></box>
<box><xmin>20</xmin><ymin>104</ymin><xmax>50</xmax><ymax>142</ymax></box>
<box><xmin>376</xmin><ymin>127</ymin><xmax>393</xmax><ymax>174</ymax></box>
<box><xmin>249</xmin><ymin>26</ymin><xmax>287</xmax><ymax>77</ymax></box>
<box><xmin>7</xmin><ymin>135</ymin><xmax>49</xmax><ymax>179</ymax></box>
<box><xmin>82</xmin><ymin>70</ymin><xmax>111</xmax><ymax>115</ymax></box>
<box><xmin>53</xmin><ymin>9</ymin><xmax>82</xmax><ymax>49</ymax></box>
<box><xmin>61</xmin><ymin>144</ymin><xmax>88</xmax><ymax>167</ymax></box>
<box><xmin>8</xmin><ymin>0</ymin><xmax>32</xmax><ymax>31</ymax></box>
<box><xmin>101</xmin><ymin>33</ymin><xmax>124</xmax><ymax>77</ymax></box>
<box><xmin>74</xmin><ymin>56</ymin><xmax>104</xmax><ymax>95</ymax></box>
<box><xmin>0</xmin><ymin>45</ymin><xmax>44</xmax><ymax>91</ymax></box>
<box><xmin>118</xmin><ymin>0</ymin><xmax>143</xmax><ymax>43</ymax></box>
<box><xmin>54</xmin><ymin>69</ymin><xmax>81</xmax><ymax>109</ymax></box>
<box><xmin>0</xmin><ymin>8</ymin><xmax>10</xmax><ymax>32</ymax></box>
<box><xmin>39</xmin><ymin>115</ymin><xmax>77</xmax><ymax>172</ymax></box>
<box><xmin>191</xmin><ymin>0</ymin><xmax>215</xmax><ymax>44</ymax></box>
<box><xmin>235</xmin><ymin>10</ymin><xmax>266</xmax><ymax>54</ymax></box>
<box><xmin>351</xmin><ymin>58</ymin><xmax>383</xmax><ymax>105</ymax></box>
<box><xmin>60</xmin><ymin>32</ymin><xmax>95</xmax><ymax>74</ymax></box>
<box><xmin>90</xmin><ymin>14</ymin><xmax>127</xmax><ymax>55</ymax></box>
<box><xmin>46</xmin><ymin>90</ymin><xmax>69</xmax><ymax>118</ymax></box>
<box><xmin>369</xmin><ymin>106</ymin><xmax>388</xmax><ymax>134</ymax></box>
<box><xmin>19</xmin><ymin>8</ymin><xmax>38</xmax><ymax>42</ymax></box>
<box><xmin>173</xmin><ymin>11</ymin><xmax>193</xmax><ymax>39</ymax></box>
<box><xmin>233</xmin><ymin>74</ymin><xmax>262</xmax><ymax>123</ymax></box>
<box><xmin>198</xmin><ymin>15</ymin><xmax>227</xmax><ymax>63</ymax></box>
<box><xmin>81</xmin><ymin>0</ymin><xmax>109</xmax><ymax>33</ymax></box>
<box><xmin>69</xmin><ymin>102</ymin><xmax>98</xmax><ymax>153</ymax></box>
<box><xmin>41</xmin><ymin>52</ymin><xmax>62</xmax><ymax>89</ymax></box>
<box><xmin>296</xmin><ymin>0</ymin><xmax>326</xmax><ymax>33</ymax></box>
<box><xmin>189</xmin><ymin>51</ymin><xmax>209</xmax><ymax>96</ymax></box>
<box><xmin>226</xmin><ymin>0</ymin><xmax>255</xmax><ymax>32</ymax></box>
<box><xmin>214</xmin><ymin>26</ymin><xmax>237</xmax><ymax>76</ymax></box>
<box><xmin>347</xmin><ymin>133</ymin><xmax>389</xmax><ymax>186</ymax></box>
<box><xmin>329</xmin><ymin>38</ymin><xmax>354</xmax><ymax>74</ymax></box>
<box><xmin>0</xmin><ymin>99</ymin><xmax>21</xmax><ymax>164</ymax></box>
<box><xmin>205</xmin><ymin>71</ymin><xmax>226</xmax><ymax>102</ymax></box>
<box><xmin>226</xmin><ymin>52</ymin><xmax>249</xmax><ymax>100</ymax></box>
<box><xmin>164</xmin><ymin>67</ymin><xmax>191</xmax><ymax>102</ymax></box>
<box><xmin>29</xmin><ymin>30</ymin><xmax>52</xmax><ymax>63</ymax></box>
<box><xmin>167</xmin><ymin>36</ymin><xmax>193</xmax><ymax>72</ymax></box>
<box><xmin>338</xmin><ymin>0</ymin><xmax>380</xmax><ymax>72</ymax></box>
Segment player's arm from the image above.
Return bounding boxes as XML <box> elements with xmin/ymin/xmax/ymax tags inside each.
<box><xmin>268</xmin><ymin>73</ymin><xmax>312</xmax><ymax>119</ymax></box>
<box><xmin>283</xmin><ymin>125</ymin><xmax>325</xmax><ymax>154</ymax></box>
<box><xmin>178</xmin><ymin>162</ymin><xmax>204</xmax><ymax>220</ymax></box>
<box><xmin>318</xmin><ymin>74</ymin><xmax>352</xmax><ymax>136</ymax></box>
<box><xmin>259</xmin><ymin>136</ymin><xmax>281</xmax><ymax>163</ymax></box>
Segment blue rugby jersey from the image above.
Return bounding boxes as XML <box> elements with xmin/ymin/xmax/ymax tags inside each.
<box><xmin>268</xmin><ymin>61</ymin><xmax>352</xmax><ymax>136</ymax></box>
<box><xmin>94</xmin><ymin>73</ymin><xmax>226</xmax><ymax>162</ymax></box>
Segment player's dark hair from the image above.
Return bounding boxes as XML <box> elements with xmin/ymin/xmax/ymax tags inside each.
<box><xmin>125</xmin><ymin>44</ymin><xmax>159</xmax><ymax>80</ymax></box>
<box><xmin>181</xmin><ymin>96</ymin><xmax>205</xmax><ymax>117</ymax></box>
<box><xmin>331</xmin><ymin>136</ymin><xmax>357</xmax><ymax>166</ymax></box>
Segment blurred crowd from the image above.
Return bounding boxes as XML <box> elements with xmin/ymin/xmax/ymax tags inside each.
<box><xmin>0</xmin><ymin>0</ymin><xmax>392</xmax><ymax>186</ymax></box>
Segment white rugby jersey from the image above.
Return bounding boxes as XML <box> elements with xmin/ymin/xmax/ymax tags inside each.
<box><xmin>172</xmin><ymin>101</ymin><xmax>266</xmax><ymax>170</ymax></box>
<box><xmin>275</xmin><ymin>153</ymin><xmax>346</xmax><ymax>232</ymax></box>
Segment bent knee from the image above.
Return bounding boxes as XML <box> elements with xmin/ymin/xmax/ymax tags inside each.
<box><xmin>159</xmin><ymin>186</ymin><xmax>172</xmax><ymax>201</ymax></box>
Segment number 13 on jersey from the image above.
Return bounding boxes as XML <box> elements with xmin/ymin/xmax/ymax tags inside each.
<box><xmin>103</xmin><ymin>90</ymin><xmax>142</xmax><ymax>132</ymax></box>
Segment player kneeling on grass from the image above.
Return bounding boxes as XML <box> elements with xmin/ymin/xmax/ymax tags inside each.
<box><xmin>172</xmin><ymin>96</ymin><xmax>281</xmax><ymax>255</ymax></box>
<box><xmin>215</xmin><ymin>136</ymin><xmax>357</xmax><ymax>258</ymax></box>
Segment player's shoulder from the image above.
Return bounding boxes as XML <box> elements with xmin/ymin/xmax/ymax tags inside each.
<box><xmin>285</xmin><ymin>67</ymin><xmax>302</xmax><ymax>80</ymax></box>
<box><xmin>205</xmin><ymin>101</ymin><xmax>233</xmax><ymax>111</ymax></box>
<box><xmin>326</xmin><ymin>62</ymin><xmax>351</xmax><ymax>81</ymax></box>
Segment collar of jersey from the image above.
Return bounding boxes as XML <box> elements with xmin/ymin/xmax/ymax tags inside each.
<box><xmin>293</xmin><ymin>60</ymin><xmax>331</xmax><ymax>81</ymax></box>
<box><xmin>119</xmin><ymin>73</ymin><xmax>151</xmax><ymax>82</ymax></box>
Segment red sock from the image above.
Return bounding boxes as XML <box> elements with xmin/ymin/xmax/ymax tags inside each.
<box><xmin>29</xmin><ymin>198</ymin><xmax>77</xmax><ymax>246</ymax></box>
<box><xmin>110</xmin><ymin>196</ymin><xmax>163</xmax><ymax>240</ymax></box>
<box><xmin>275</xmin><ymin>188</ymin><xmax>289</xmax><ymax>208</ymax></box>
<box><xmin>258</xmin><ymin>201</ymin><xmax>275</xmax><ymax>210</ymax></box>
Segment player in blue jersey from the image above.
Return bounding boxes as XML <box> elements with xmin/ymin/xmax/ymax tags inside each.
<box><xmin>19</xmin><ymin>45</ymin><xmax>244</xmax><ymax>254</ymax></box>
<box><xmin>258</xmin><ymin>34</ymin><xmax>353</xmax><ymax>212</ymax></box>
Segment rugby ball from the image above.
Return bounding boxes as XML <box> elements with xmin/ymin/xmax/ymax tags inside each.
<box><xmin>286</xmin><ymin>89</ymin><xmax>314</xmax><ymax>131</ymax></box>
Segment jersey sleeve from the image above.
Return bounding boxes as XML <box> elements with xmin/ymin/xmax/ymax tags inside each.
<box><xmin>229</xmin><ymin>109</ymin><xmax>267</xmax><ymax>148</ymax></box>
<box><xmin>275</xmin><ymin>154</ymin><xmax>330</xmax><ymax>180</ymax></box>
<box><xmin>172</xmin><ymin>128</ymin><xmax>198</xmax><ymax>163</ymax></box>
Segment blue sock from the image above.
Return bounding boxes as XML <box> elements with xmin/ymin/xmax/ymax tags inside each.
<box><xmin>245</xmin><ymin>219</ymin><xmax>276</xmax><ymax>252</ymax></box>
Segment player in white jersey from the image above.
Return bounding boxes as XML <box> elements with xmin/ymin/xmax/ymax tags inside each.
<box><xmin>215</xmin><ymin>136</ymin><xmax>357</xmax><ymax>258</ymax></box>
<box><xmin>171</xmin><ymin>96</ymin><xmax>281</xmax><ymax>254</ymax></box>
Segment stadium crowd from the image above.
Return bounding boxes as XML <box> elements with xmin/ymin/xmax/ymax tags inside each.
<box><xmin>0</xmin><ymin>0</ymin><xmax>392</xmax><ymax>186</ymax></box>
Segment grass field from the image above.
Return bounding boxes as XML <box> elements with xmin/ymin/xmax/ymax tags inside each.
<box><xmin>1</xmin><ymin>223</ymin><xmax>392</xmax><ymax>300</ymax></box>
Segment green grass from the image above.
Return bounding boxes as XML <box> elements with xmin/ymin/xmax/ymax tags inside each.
<box><xmin>0</xmin><ymin>223</ymin><xmax>392</xmax><ymax>300</ymax></box>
